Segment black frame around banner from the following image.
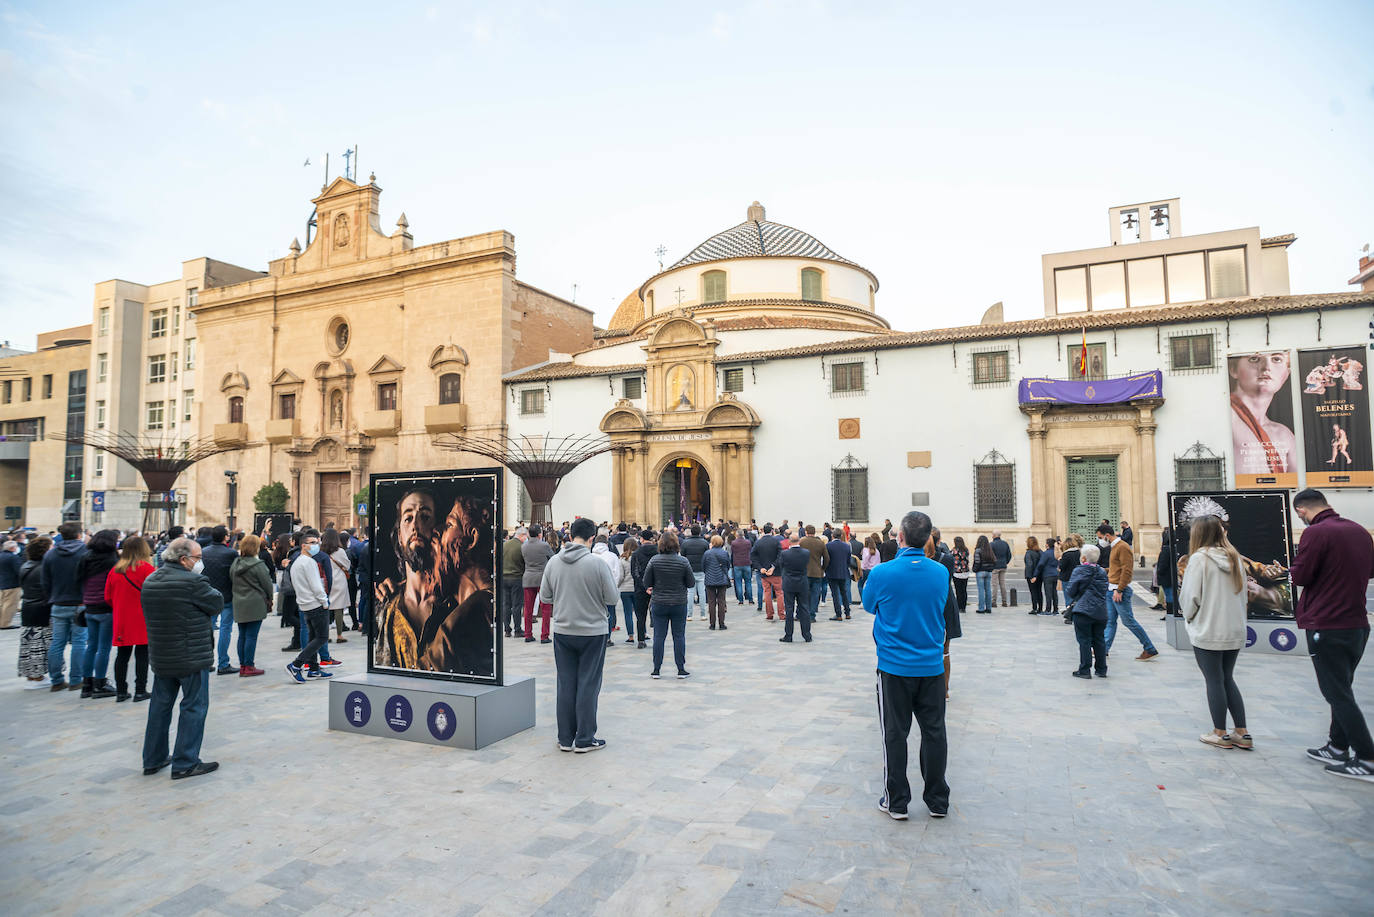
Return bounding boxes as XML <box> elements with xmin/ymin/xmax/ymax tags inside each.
<box><xmin>1166</xmin><ymin>489</ymin><xmax>1297</xmax><ymax>621</ymax></box>
<box><xmin>367</xmin><ymin>467</ymin><xmax>504</xmax><ymax>686</ymax></box>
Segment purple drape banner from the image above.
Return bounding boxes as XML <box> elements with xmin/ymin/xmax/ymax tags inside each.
<box><xmin>1017</xmin><ymin>371</ymin><xmax>1163</xmax><ymax>405</ymax></box>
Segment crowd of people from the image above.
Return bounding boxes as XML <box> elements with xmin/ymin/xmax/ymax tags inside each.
<box><xmin>5</xmin><ymin>487</ymin><xmax>1372</xmax><ymax>800</ymax></box>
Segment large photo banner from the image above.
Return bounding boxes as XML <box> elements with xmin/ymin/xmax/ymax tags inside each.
<box><xmin>252</xmin><ymin>513</ymin><xmax>295</xmax><ymax>542</ymax></box>
<box><xmin>1167</xmin><ymin>490</ymin><xmax>1295</xmax><ymax>620</ymax></box>
<box><xmin>369</xmin><ymin>469</ymin><xmax>502</xmax><ymax>685</ymax></box>
<box><xmin>1228</xmin><ymin>350</ymin><xmax>1299</xmax><ymax>488</ymax></box>
<box><xmin>1297</xmin><ymin>347</ymin><xmax>1372</xmax><ymax>487</ymax></box>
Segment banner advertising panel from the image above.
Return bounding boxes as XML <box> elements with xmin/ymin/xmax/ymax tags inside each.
<box><xmin>369</xmin><ymin>468</ymin><xmax>502</xmax><ymax>685</ymax></box>
<box><xmin>1297</xmin><ymin>347</ymin><xmax>1372</xmax><ymax>487</ymax></box>
<box><xmin>1228</xmin><ymin>351</ymin><xmax>1299</xmax><ymax>488</ymax></box>
<box><xmin>252</xmin><ymin>513</ymin><xmax>295</xmax><ymax>542</ymax></box>
<box><xmin>1167</xmin><ymin>490</ymin><xmax>1295</xmax><ymax>621</ymax></box>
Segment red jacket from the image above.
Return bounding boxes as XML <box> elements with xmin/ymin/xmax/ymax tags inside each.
<box><xmin>1290</xmin><ymin>509</ymin><xmax>1374</xmax><ymax>631</ymax></box>
<box><xmin>104</xmin><ymin>561</ymin><xmax>154</xmax><ymax>646</ymax></box>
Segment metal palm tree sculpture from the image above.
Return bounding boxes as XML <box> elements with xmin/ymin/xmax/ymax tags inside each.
<box><xmin>435</xmin><ymin>432</ymin><xmax>611</xmax><ymax>524</ymax></box>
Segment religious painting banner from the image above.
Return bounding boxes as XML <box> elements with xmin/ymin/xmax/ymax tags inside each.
<box><xmin>1297</xmin><ymin>346</ymin><xmax>1372</xmax><ymax>487</ymax></box>
<box><xmin>1017</xmin><ymin>370</ymin><xmax>1162</xmax><ymax>405</ymax></box>
<box><xmin>252</xmin><ymin>513</ymin><xmax>295</xmax><ymax>543</ymax></box>
<box><xmin>1227</xmin><ymin>351</ymin><xmax>1299</xmax><ymax>488</ymax></box>
<box><xmin>369</xmin><ymin>468</ymin><xmax>502</xmax><ymax>685</ymax></box>
<box><xmin>1167</xmin><ymin>490</ymin><xmax>1295</xmax><ymax>621</ymax></box>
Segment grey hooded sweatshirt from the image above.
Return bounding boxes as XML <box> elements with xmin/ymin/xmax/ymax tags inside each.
<box><xmin>538</xmin><ymin>542</ymin><xmax>620</xmax><ymax>637</ymax></box>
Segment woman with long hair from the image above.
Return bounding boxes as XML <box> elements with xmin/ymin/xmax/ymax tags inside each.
<box><xmin>949</xmin><ymin>536</ymin><xmax>970</xmax><ymax>612</ymax></box>
<box><xmin>104</xmin><ymin>535</ymin><xmax>154</xmax><ymax>701</ymax></box>
<box><xmin>321</xmin><ymin>528</ymin><xmax>352</xmax><ymax>642</ymax></box>
<box><xmin>17</xmin><ymin>537</ymin><xmax>53</xmax><ymax>688</ymax></box>
<box><xmin>76</xmin><ymin>529</ymin><xmax>121</xmax><ymax>698</ymax></box>
<box><xmin>1038</xmin><ymin>537</ymin><xmax>1060</xmax><ymax>615</ymax></box>
<box><xmin>642</xmin><ymin>530</ymin><xmax>695</xmax><ymax>679</ymax></box>
<box><xmin>1023</xmin><ymin>536</ymin><xmax>1044</xmax><ymax>615</ymax></box>
<box><xmin>231</xmin><ymin>534</ymin><xmax>274</xmax><ymax>676</ymax></box>
<box><xmin>616</xmin><ymin>537</ymin><xmax>639</xmax><ymax>645</ymax></box>
<box><xmin>972</xmin><ymin>535</ymin><xmax>996</xmax><ymax>613</ymax></box>
<box><xmin>1179</xmin><ymin>515</ymin><xmax>1251</xmax><ymax>750</ymax></box>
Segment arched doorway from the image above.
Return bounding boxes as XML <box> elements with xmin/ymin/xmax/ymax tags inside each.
<box><xmin>659</xmin><ymin>457</ymin><xmax>710</xmax><ymax>526</ymax></box>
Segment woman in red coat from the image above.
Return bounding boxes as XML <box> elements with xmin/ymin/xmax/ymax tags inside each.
<box><xmin>104</xmin><ymin>535</ymin><xmax>154</xmax><ymax>702</ymax></box>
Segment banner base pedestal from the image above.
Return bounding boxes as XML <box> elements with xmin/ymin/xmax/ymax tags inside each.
<box><xmin>1166</xmin><ymin>616</ymin><xmax>1308</xmax><ymax>657</ymax></box>
<box><xmin>329</xmin><ymin>672</ymin><xmax>535</xmax><ymax>749</ymax></box>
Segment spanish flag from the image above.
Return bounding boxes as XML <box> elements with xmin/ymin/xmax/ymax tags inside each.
<box><xmin>1078</xmin><ymin>327</ymin><xmax>1087</xmax><ymax>377</ymax></box>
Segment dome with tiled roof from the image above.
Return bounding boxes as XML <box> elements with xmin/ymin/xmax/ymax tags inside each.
<box><xmin>608</xmin><ymin>289</ymin><xmax>645</xmax><ymax>331</ymax></box>
<box><xmin>668</xmin><ymin>202</ymin><xmax>867</xmax><ymax>276</ymax></box>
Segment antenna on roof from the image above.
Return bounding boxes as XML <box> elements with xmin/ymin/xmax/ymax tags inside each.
<box><xmin>655</xmin><ymin>244</ymin><xmax>667</xmax><ymax>271</ymax></box>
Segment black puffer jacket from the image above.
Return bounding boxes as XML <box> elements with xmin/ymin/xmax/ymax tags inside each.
<box><xmin>141</xmin><ymin>562</ymin><xmax>224</xmax><ymax>678</ymax></box>
<box><xmin>19</xmin><ymin>559</ymin><xmax>50</xmax><ymax>627</ymax></box>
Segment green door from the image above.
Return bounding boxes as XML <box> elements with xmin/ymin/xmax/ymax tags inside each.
<box><xmin>1066</xmin><ymin>457</ymin><xmax>1119</xmax><ymax>538</ymax></box>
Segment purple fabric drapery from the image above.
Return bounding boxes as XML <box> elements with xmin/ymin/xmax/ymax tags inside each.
<box><xmin>1017</xmin><ymin>370</ymin><xmax>1163</xmax><ymax>405</ymax></box>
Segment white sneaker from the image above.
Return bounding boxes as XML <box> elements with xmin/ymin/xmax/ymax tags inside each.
<box><xmin>24</xmin><ymin>677</ymin><xmax>51</xmax><ymax>690</ymax></box>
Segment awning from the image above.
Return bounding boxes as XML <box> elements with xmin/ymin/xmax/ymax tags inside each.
<box><xmin>1017</xmin><ymin>370</ymin><xmax>1163</xmax><ymax>406</ymax></box>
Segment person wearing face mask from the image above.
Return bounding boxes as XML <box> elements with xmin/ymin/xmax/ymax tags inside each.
<box><xmin>286</xmin><ymin>530</ymin><xmax>334</xmax><ymax>683</ymax></box>
<box><xmin>139</xmin><ymin>537</ymin><xmax>223</xmax><ymax>780</ymax></box>
<box><xmin>1098</xmin><ymin>523</ymin><xmax>1158</xmax><ymax>661</ymax></box>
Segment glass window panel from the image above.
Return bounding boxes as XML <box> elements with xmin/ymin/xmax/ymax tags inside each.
<box><xmin>1127</xmin><ymin>258</ymin><xmax>1166</xmax><ymax>307</ymax></box>
<box><xmin>1055</xmin><ymin>267</ymin><xmax>1087</xmax><ymax>313</ymax></box>
<box><xmin>1208</xmin><ymin>248</ymin><xmax>1247</xmax><ymax>299</ymax></box>
<box><xmin>702</xmin><ymin>271</ymin><xmax>726</xmax><ymax>303</ymax></box>
<box><xmin>723</xmin><ymin>367</ymin><xmax>744</xmax><ymax>392</ymax></box>
<box><xmin>438</xmin><ymin>374</ymin><xmax>461</xmax><ymax>405</ymax></box>
<box><xmin>801</xmin><ymin>269</ymin><xmax>822</xmax><ymax>301</ymax></box>
<box><xmin>1089</xmin><ymin>262</ymin><xmax>1126</xmax><ymax>310</ymax></box>
<box><xmin>622</xmin><ymin>377</ymin><xmax>642</xmax><ymax>400</ymax></box>
<box><xmin>1166</xmin><ymin>252</ymin><xmax>1206</xmax><ymax>303</ymax></box>
<box><xmin>831</xmin><ymin>362</ymin><xmax>865</xmax><ymax>393</ymax></box>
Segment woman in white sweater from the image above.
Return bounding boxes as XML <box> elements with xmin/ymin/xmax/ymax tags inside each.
<box><xmin>1179</xmin><ymin>515</ymin><xmax>1251</xmax><ymax>750</ymax></box>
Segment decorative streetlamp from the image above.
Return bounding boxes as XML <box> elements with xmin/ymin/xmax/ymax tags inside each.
<box><xmin>434</xmin><ymin>432</ymin><xmax>611</xmax><ymax>524</ymax></box>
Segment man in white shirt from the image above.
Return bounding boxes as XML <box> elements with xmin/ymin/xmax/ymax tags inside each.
<box><xmin>286</xmin><ymin>530</ymin><xmax>333</xmax><ymax>682</ymax></box>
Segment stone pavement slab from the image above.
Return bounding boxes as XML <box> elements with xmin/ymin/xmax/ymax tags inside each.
<box><xmin>1</xmin><ymin>595</ymin><xmax>1371</xmax><ymax>916</ymax></box>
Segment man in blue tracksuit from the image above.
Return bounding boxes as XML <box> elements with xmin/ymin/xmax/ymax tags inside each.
<box><xmin>861</xmin><ymin>511</ymin><xmax>950</xmax><ymax>820</ymax></box>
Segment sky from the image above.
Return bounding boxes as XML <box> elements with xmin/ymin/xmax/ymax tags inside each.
<box><xmin>2</xmin><ymin>0</ymin><xmax>1372</xmax><ymax>351</ymax></box>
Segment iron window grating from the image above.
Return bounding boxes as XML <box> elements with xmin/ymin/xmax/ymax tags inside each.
<box><xmin>969</xmin><ymin>346</ymin><xmax>1014</xmax><ymax>388</ymax></box>
<box><xmin>831</xmin><ymin>454</ymin><xmax>869</xmax><ymax>522</ymax></box>
<box><xmin>1166</xmin><ymin>328</ymin><xmax>1219</xmax><ymax>375</ymax></box>
<box><xmin>622</xmin><ymin>377</ymin><xmax>642</xmax><ymax>400</ymax></box>
<box><xmin>721</xmin><ymin>367</ymin><xmax>745</xmax><ymax>393</ymax></box>
<box><xmin>973</xmin><ymin>451</ymin><xmax>1016</xmax><ymax>524</ymax></box>
<box><xmin>826</xmin><ymin>357</ymin><xmax>868</xmax><ymax>398</ymax></box>
<box><xmin>520</xmin><ymin>389</ymin><xmax>545</xmax><ymax>415</ymax></box>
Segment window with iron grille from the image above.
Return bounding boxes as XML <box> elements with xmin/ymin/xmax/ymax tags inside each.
<box><xmin>622</xmin><ymin>377</ymin><xmax>642</xmax><ymax>400</ymax></box>
<box><xmin>832</xmin><ymin>455</ymin><xmax>868</xmax><ymax>521</ymax></box>
<box><xmin>974</xmin><ymin>451</ymin><xmax>1016</xmax><ymax>523</ymax></box>
<box><xmin>520</xmin><ymin>389</ymin><xmax>545</xmax><ymax>415</ymax></box>
<box><xmin>1169</xmin><ymin>332</ymin><xmax>1216</xmax><ymax>373</ymax></box>
<box><xmin>1174</xmin><ymin>457</ymin><xmax>1224</xmax><ymax>492</ymax></box>
<box><xmin>722</xmin><ymin>367</ymin><xmax>744</xmax><ymax>393</ymax></box>
<box><xmin>830</xmin><ymin>361</ymin><xmax>865</xmax><ymax>394</ymax></box>
<box><xmin>972</xmin><ymin>351</ymin><xmax>1010</xmax><ymax>386</ymax></box>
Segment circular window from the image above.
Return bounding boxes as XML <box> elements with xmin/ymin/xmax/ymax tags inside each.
<box><xmin>327</xmin><ymin>317</ymin><xmax>350</xmax><ymax>355</ymax></box>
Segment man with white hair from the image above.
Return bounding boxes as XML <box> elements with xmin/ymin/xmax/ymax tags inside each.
<box><xmin>0</xmin><ymin>540</ymin><xmax>21</xmax><ymax>629</ymax></box>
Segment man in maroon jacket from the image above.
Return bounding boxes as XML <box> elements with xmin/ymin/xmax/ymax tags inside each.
<box><xmin>1291</xmin><ymin>489</ymin><xmax>1374</xmax><ymax>782</ymax></box>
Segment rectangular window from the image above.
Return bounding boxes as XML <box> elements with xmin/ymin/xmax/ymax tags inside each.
<box><xmin>974</xmin><ymin>462</ymin><xmax>1016</xmax><ymax>523</ymax></box>
<box><xmin>1055</xmin><ymin>267</ymin><xmax>1088</xmax><ymax>313</ymax></box>
<box><xmin>172</xmin><ymin>306</ymin><xmax>181</xmax><ymax>335</ymax></box>
<box><xmin>184</xmin><ymin>339</ymin><xmax>196</xmax><ymax>370</ymax></box>
<box><xmin>98</xmin><ymin>307</ymin><xmax>110</xmax><ymax>336</ymax></box>
<box><xmin>1088</xmin><ymin>262</ymin><xmax>1126</xmax><ymax>310</ymax></box>
<box><xmin>183</xmin><ymin>390</ymin><xmax>194</xmax><ymax>423</ymax></box>
<box><xmin>96</xmin><ymin>401</ymin><xmax>107</xmax><ymax>429</ymax></box>
<box><xmin>832</xmin><ymin>466</ymin><xmax>869</xmax><ymax>521</ymax></box>
<box><xmin>830</xmin><ymin>361</ymin><xmax>865</xmax><ymax>394</ymax></box>
<box><xmin>1166</xmin><ymin>252</ymin><xmax>1206</xmax><ymax>303</ymax></box>
<box><xmin>722</xmin><ymin>367</ymin><xmax>744</xmax><ymax>393</ymax></box>
<box><xmin>1</xmin><ymin>381</ymin><xmax>10</xmax><ymax>404</ymax></box>
<box><xmin>187</xmin><ymin>287</ymin><xmax>198</xmax><ymax>307</ymax></box>
<box><xmin>279</xmin><ymin>392</ymin><xmax>295</xmax><ymax>419</ymax></box>
<box><xmin>702</xmin><ymin>271</ymin><xmax>726</xmax><ymax>303</ymax></box>
<box><xmin>1175</xmin><ymin>457</ymin><xmax>1225</xmax><ymax>492</ymax></box>
<box><xmin>2</xmin><ymin>419</ymin><xmax>42</xmax><ymax>438</ymax></box>
<box><xmin>801</xmin><ymin>269</ymin><xmax>823</xmax><ymax>301</ymax></box>
<box><xmin>149</xmin><ymin>309</ymin><xmax>167</xmax><ymax>339</ymax></box>
<box><xmin>377</xmin><ymin>382</ymin><xmax>397</xmax><ymax>411</ymax></box>
<box><xmin>170</xmin><ymin>351</ymin><xmax>178</xmax><ymax>381</ymax></box>
<box><xmin>1126</xmin><ymin>257</ymin><xmax>1166</xmax><ymax>307</ymax></box>
<box><xmin>94</xmin><ymin>453</ymin><xmax>104</xmax><ymax>479</ymax></box>
<box><xmin>622</xmin><ymin>377</ymin><xmax>642</xmax><ymax>400</ymax></box>
<box><xmin>1170</xmin><ymin>333</ymin><xmax>1215</xmax><ymax>371</ymax></box>
<box><xmin>42</xmin><ymin>374</ymin><xmax>52</xmax><ymax>399</ymax></box>
<box><xmin>972</xmin><ymin>351</ymin><xmax>1010</xmax><ymax>385</ymax></box>
<box><xmin>520</xmin><ymin>389</ymin><xmax>545</xmax><ymax>415</ymax></box>
<box><xmin>64</xmin><ymin>371</ymin><xmax>86</xmax><ymax>507</ymax></box>
<box><xmin>146</xmin><ymin>401</ymin><xmax>165</xmax><ymax>430</ymax></box>
<box><xmin>21</xmin><ymin>377</ymin><xmax>32</xmax><ymax>401</ymax></box>
<box><xmin>97</xmin><ymin>353</ymin><xmax>108</xmax><ymax>383</ymax></box>
<box><xmin>147</xmin><ymin>354</ymin><xmax>167</xmax><ymax>383</ymax></box>
<box><xmin>1066</xmin><ymin>342</ymin><xmax>1108</xmax><ymax>380</ymax></box>
<box><xmin>1207</xmin><ymin>247</ymin><xmax>1247</xmax><ymax>299</ymax></box>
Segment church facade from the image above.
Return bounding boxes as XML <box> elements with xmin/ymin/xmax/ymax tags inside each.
<box><xmin>504</xmin><ymin>199</ymin><xmax>1374</xmax><ymax>557</ymax></box>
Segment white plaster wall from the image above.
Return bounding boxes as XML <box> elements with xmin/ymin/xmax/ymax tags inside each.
<box><xmin>571</xmin><ymin>339</ymin><xmax>646</xmax><ymax>366</ymax></box>
<box><xmin>645</xmin><ymin>258</ymin><xmax>876</xmax><ymax>313</ymax></box>
<box><xmin>715</xmin><ymin>328</ymin><xmax>881</xmax><ymax>358</ymax></box>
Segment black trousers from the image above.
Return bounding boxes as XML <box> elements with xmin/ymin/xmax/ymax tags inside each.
<box><xmin>1042</xmin><ymin>579</ymin><xmax>1059</xmax><ymax>614</ymax></box>
<box><xmin>1193</xmin><ymin>647</ymin><xmax>1245</xmax><ymax>731</ymax></box>
<box><xmin>346</xmin><ymin>575</ymin><xmax>359</xmax><ymax>628</ymax></box>
<box><xmin>1073</xmin><ymin>615</ymin><xmax>1107</xmax><ymax>675</ymax></box>
<box><xmin>1027</xmin><ymin>578</ymin><xmax>1043</xmax><ymax>613</ymax></box>
<box><xmin>1307</xmin><ymin>628</ymin><xmax>1374</xmax><ymax>761</ymax></box>
<box><xmin>783</xmin><ymin>587</ymin><xmax>812</xmax><ymax>640</ymax></box>
<box><xmin>293</xmin><ymin>608</ymin><xmax>330</xmax><ymax>672</ymax></box>
<box><xmin>952</xmin><ymin>577</ymin><xmax>968</xmax><ymax>611</ymax></box>
<box><xmin>114</xmin><ymin>644</ymin><xmax>149</xmax><ymax>693</ymax></box>
<box><xmin>553</xmin><ymin>633</ymin><xmax>606</xmax><ymax>748</ymax></box>
<box><xmin>876</xmin><ymin>669</ymin><xmax>948</xmax><ymax>813</ymax></box>
<box><xmin>633</xmin><ymin>592</ymin><xmax>651</xmax><ymax>643</ymax></box>
<box><xmin>500</xmin><ymin>578</ymin><xmax>524</xmax><ymax>634</ymax></box>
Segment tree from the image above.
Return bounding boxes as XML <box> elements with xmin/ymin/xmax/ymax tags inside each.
<box><xmin>253</xmin><ymin>481</ymin><xmax>290</xmax><ymax>512</ymax></box>
<box><xmin>353</xmin><ymin>487</ymin><xmax>370</xmax><ymax>518</ymax></box>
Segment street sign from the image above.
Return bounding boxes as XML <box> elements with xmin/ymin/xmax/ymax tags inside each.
<box><xmin>91</xmin><ymin>492</ymin><xmax>106</xmax><ymax>512</ymax></box>
<box><xmin>357</xmin><ymin>503</ymin><xmax>368</xmax><ymax>515</ymax></box>
<box><xmin>4</xmin><ymin>505</ymin><xmax>20</xmax><ymax>520</ymax></box>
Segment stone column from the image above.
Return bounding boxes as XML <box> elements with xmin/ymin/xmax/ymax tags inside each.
<box><xmin>610</xmin><ymin>447</ymin><xmax>627</xmax><ymax>523</ymax></box>
<box><xmin>289</xmin><ymin>465</ymin><xmax>302</xmax><ymax>518</ymax></box>
<box><xmin>711</xmin><ymin>443</ymin><xmax>727</xmax><ymax>522</ymax></box>
<box><xmin>1025</xmin><ymin>409</ymin><xmax>1051</xmax><ymax>539</ymax></box>
<box><xmin>741</xmin><ymin>442</ymin><xmax>755</xmax><ymax>523</ymax></box>
<box><xmin>1136</xmin><ymin>404</ymin><xmax>1161</xmax><ymax>555</ymax></box>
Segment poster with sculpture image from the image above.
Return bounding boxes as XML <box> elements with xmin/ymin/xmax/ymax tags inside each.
<box><xmin>1297</xmin><ymin>346</ymin><xmax>1372</xmax><ymax>487</ymax></box>
<box><xmin>368</xmin><ymin>469</ymin><xmax>502</xmax><ymax>685</ymax></box>
<box><xmin>1228</xmin><ymin>350</ymin><xmax>1299</xmax><ymax>488</ymax></box>
<box><xmin>1167</xmin><ymin>490</ymin><xmax>1294</xmax><ymax>620</ymax></box>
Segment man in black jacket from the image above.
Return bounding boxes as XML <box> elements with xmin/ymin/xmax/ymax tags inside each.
<box><xmin>751</xmin><ymin>525</ymin><xmax>784</xmax><ymax>621</ymax></box>
<box><xmin>777</xmin><ymin>539</ymin><xmax>813</xmax><ymax>643</ymax></box>
<box><xmin>680</xmin><ymin>526</ymin><xmax>709</xmax><ymax>620</ymax></box>
<box><xmin>141</xmin><ymin>537</ymin><xmax>222</xmax><ymax>780</ymax></box>
<box><xmin>630</xmin><ymin>532</ymin><xmax>658</xmax><ymax>650</ymax></box>
<box><xmin>200</xmin><ymin>525</ymin><xmax>238</xmax><ymax>674</ymax></box>
<box><xmin>41</xmin><ymin>522</ymin><xmax>88</xmax><ymax>690</ymax></box>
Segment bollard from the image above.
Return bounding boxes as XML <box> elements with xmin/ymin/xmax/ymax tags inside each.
<box><xmin>1009</xmin><ymin>587</ymin><xmax>1018</xmax><ymax>607</ymax></box>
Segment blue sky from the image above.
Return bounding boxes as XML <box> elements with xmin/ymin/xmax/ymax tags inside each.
<box><xmin>2</xmin><ymin>0</ymin><xmax>1371</xmax><ymax>350</ymax></box>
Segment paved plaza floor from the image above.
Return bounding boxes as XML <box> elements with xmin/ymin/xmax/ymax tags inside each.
<box><xmin>2</xmin><ymin>593</ymin><xmax>1372</xmax><ymax>917</ymax></box>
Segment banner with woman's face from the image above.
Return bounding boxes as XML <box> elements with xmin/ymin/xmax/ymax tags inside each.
<box><xmin>1297</xmin><ymin>346</ymin><xmax>1373</xmax><ymax>487</ymax></box>
<box><xmin>1228</xmin><ymin>350</ymin><xmax>1298</xmax><ymax>488</ymax></box>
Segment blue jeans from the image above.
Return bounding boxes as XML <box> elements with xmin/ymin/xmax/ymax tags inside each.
<box><xmin>48</xmin><ymin>605</ymin><xmax>87</xmax><ymax>684</ymax></box>
<box><xmin>690</xmin><ymin>572</ymin><xmax>705</xmax><ymax>608</ymax></box>
<box><xmin>215</xmin><ymin>602</ymin><xmax>234</xmax><ymax>668</ymax></box>
<box><xmin>975</xmin><ymin>572</ymin><xmax>993</xmax><ymax>611</ymax></box>
<box><xmin>827</xmin><ymin>578</ymin><xmax>850</xmax><ymax>616</ymax></box>
<box><xmin>650</xmin><ymin>603</ymin><xmax>688</xmax><ymax>674</ymax></box>
<box><xmin>732</xmin><ymin>565</ymin><xmax>753</xmax><ymax>603</ymax></box>
<box><xmin>808</xmin><ymin>576</ymin><xmax>825</xmax><ymax>620</ymax></box>
<box><xmin>236</xmin><ymin>619</ymin><xmax>262</xmax><ymax>667</ymax></box>
<box><xmin>142</xmin><ymin>668</ymin><xmax>210</xmax><ymax>772</ymax></box>
<box><xmin>1106</xmin><ymin>585</ymin><xmax>1156</xmax><ymax>653</ymax></box>
<box><xmin>83</xmin><ymin>612</ymin><xmax>113</xmax><ymax>680</ymax></box>
<box><xmin>617</xmin><ymin>592</ymin><xmax>636</xmax><ymax>637</ymax></box>
<box><xmin>754</xmin><ymin>569</ymin><xmax>763</xmax><ymax>609</ymax></box>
